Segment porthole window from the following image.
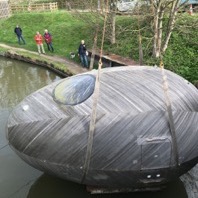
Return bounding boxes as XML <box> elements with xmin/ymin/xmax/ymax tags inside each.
<box><xmin>53</xmin><ymin>74</ymin><xmax>95</xmax><ymax>105</ymax></box>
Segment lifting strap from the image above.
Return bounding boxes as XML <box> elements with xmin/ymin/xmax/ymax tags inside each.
<box><xmin>160</xmin><ymin>60</ymin><xmax>179</xmax><ymax>166</ymax></box>
<box><xmin>81</xmin><ymin>0</ymin><xmax>109</xmax><ymax>183</ymax></box>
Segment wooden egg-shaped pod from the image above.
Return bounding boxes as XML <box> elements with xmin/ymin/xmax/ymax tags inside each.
<box><xmin>7</xmin><ymin>66</ymin><xmax>198</xmax><ymax>190</ymax></box>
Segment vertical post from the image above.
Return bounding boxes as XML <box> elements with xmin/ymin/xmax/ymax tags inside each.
<box><xmin>98</xmin><ymin>0</ymin><xmax>100</xmax><ymax>11</ymax></box>
<box><xmin>50</xmin><ymin>3</ymin><xmax>52</xmax><ymax>11</ymax></box>
<box><xmin>189</xmin><ymin>4</ymin><xmax>193</xmax><ymax>15</ymax></box>
<box><xmin>89</xmin><ymin>26</ymin><xmax>99</xmax><ymax>70</ymax></box>
<box><xmin>66</xmin><ymin>1</ymin><xmax>71</xmax><ymax>10</ymax></box>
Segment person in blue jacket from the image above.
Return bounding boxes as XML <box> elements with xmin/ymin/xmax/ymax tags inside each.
<box><xmin>78</xmin><ymin>40</ymin><xmax>88</xmax><ymax>68</ymax></box>
<box><xmin>14</xmin><ymin>25</ymin><xmax>26</xmax><ymax>45</ymax></box>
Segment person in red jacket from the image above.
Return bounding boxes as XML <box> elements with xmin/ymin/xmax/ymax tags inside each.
<box><xmin>44</xmin><ymin>29</ymin><xmax>54</xmax><ymax>52</ymax></box>
<box><xmin>34</xmin><ymin>31</ymin><xmax>45</xmax><ymax>54</ymax></box>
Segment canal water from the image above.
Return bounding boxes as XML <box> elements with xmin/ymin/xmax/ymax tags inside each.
<box><xmin>0</xmin><ymin>56</ymin><xmax>188</xmax><ymax>198</ymax></box>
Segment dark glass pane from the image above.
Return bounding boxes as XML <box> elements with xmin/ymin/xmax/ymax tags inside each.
<box><xmin>53</xmin><ymin>74</ymin><xmax>95</xmax><ymax>105</ymax></box>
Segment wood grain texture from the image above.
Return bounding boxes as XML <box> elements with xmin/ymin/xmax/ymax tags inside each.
<box><xmin>7</xmin><ymin>66</ymin><xmax>198</xmax><ymax>188</ymax></box>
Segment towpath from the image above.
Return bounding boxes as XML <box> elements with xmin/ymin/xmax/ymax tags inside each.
<box><xmin>0</xmin><ymin>43</ymin><xmax>88</xmax><ymax>75</ymax></box>
<box><xmin>0</xmin><ymin>43</ymin><xmax>138</xmax><ymax>75</ymax></box>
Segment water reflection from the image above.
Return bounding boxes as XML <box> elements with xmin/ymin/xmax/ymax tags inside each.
<box><xmin>0</xmin><ymin>56</ymin><xmax>61</xmax><ymax>198</ymax></box>
<box><xmin>27</xmin><ymin>174</ymin><xmax>187</xmax><ymax>198</ymax></box>
<box><xmin>0</xmin><ymin>57</ymin><xmax>60</xmax><ymax>109</ymax></box>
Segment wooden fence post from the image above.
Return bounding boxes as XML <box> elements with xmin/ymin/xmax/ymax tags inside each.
<box><xmin>10</xmin><ymin>2</ymin><xmax>58</xmax><ymax>13</ymax></box>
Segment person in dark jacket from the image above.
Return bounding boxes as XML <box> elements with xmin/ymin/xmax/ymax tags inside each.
<box><xmin>43</xmin><ymin>29</ymin><xmax>54</xmax><ymax>52</ymax></box>
<box><xmin>14</xmin><ymin>25</ymin><xmax>26</xmax><ymax>45</ymax></box>
<box><xmin>78</xmin><ymin>40</ymin><xmax>88</xmax><ymax>68</ymax></box>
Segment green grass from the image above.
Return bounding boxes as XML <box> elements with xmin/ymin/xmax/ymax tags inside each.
<box><xmin>0</xmin><ymin>11</ymin><xmax>197</xmax><ymax>83</ymax></box>
<box><xmin>0</xmin><ymin>11</ymin><xmax>92</xmax><ymax>58</ymax></box>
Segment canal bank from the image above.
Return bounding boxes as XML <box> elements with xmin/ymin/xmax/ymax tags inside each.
<box><xmin>0</xmin><ymin>43</ymin><xmax>138</xmax><ymax>77</ymax></box>
<box><xmin>0</xmin><ymin>43</ymin><xmax>88</xmax><ymax>77</ymax></box>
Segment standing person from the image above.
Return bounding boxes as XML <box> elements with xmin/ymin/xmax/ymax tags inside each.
<box><xmin>34</xmin><ymin>31</ymin><xmax>45</xmax><ymax>55</ymax></box>
<box><xmin>14</xmin><ymin>25</ymin><xmax>26</xmax><ymax>45</ymax></box>
<box><xmin>78</xmin><ymin>40</ymin><xmax>88</xmax><ymax>68</ymax></box>
<box><xmin>43</xmin><ymin>29</ymin><xmax>54</xmax><ymax>52</ymax></box>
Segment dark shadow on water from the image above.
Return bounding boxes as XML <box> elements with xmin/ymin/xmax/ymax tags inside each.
<box><xmin>27</xmin><ymin>174</ymin><xmax>187</xmax><ymax>198</ymax></box>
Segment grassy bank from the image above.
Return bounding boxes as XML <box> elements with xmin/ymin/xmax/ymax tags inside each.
<box><xmin>0</xmin><ymin>11</ymin><xmax>91</xmax><ymax>58</ymax></box>
<box><xmin>0</xmin><ymin>11</ymin><xmax>197</xmax><ymax>83</ymax></box>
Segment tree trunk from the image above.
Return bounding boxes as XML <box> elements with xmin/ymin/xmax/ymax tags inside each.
<box><xmin>157</xmin><ymin>5</ymin><xmax>165</xmax><ymax>56</ymax></box>
<box><xmin>162</xmin><ymin>0</ymin><xmax>180</xmax><ymax>53</ymax></box>
<box><xmin>151</xmin><ymin>0</ymin><xmax>161</xmax><ymax>58</ymax></box>
<box><xmin>97</xmin><ymin>0</ymin><xmax>100</xmax><ymax>10</ymax></box>
<box><xmin>109</xmin><ymin>0</ymin><xmax>117</xmax><ymax>44</ymax></box>
<box><xmin>89</xmin><ymin>26</ymin><xmax>99</xmax><ymax>70</ymax></box>
<box><xmin>137</xmin><ymin>2</ymin><xmax>143</xmax><ymax>64</ymax></box>
<box><xmin>110</xmin><ymin>11</ymin><xmax>116</xmax><ymax>44</ymax></box>
<box><xmin>139</xmin><ymin>35</ymin><xmax>143</xmax><ymax>65</ymax></box>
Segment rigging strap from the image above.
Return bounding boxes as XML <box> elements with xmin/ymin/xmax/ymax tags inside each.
<box><xmin>81</xmin><ymin>0</ymin><xmax>109</xmax><ymax>183</ymax></box>
<box><xmin>160</xmin><ymin>60</ymin><xmax>179</xmax><ymax>166</ymax></box>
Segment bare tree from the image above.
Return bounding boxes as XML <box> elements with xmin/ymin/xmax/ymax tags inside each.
<box><xmin>137</xmin><ymin>2</ymin><xmax>144</xmax><ymax>65</ymax></box>
<box><xmin>108</xmin><ymin>0</ymin><xmax>118</xmax><ymax>44</ymax></box>
<box><xmin>149</xmin><ymin>0</ymin><xmax>187</xmax><ymax>58</ymax></box>
<box><xmin>61</xmin><ymin>0</ymin><xmax>190</xmax><ymax>65</ymax></box>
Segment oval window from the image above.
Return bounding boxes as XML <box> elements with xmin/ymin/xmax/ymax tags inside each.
<box><xmin>53</xmin><ymin>74</ymin><xmax>95</xmax><ymax>105</ymax></box>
